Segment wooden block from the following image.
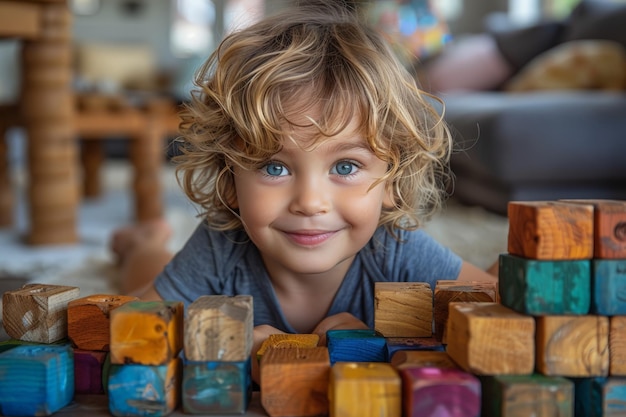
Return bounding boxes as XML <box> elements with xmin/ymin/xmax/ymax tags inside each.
<box><xmin>74</xmin><ymin>348</ymin><xmax>107</xmax><ymax>395</ymax></box>
<box><xmin>256</xmin><ymin>333</ymin><xmax>319</xmax><ymax>362</ymax></box>
<box><xmin>536</xmin><ymin>315</ymin><xmax>609</xmax><ymax>377</ymax></box>
<box><xmin>329</xmin><ymin>362</ymin><xmax>401</xmax><ymax>417</ymax></box>
<box><xmin>507</xmin><ymin>201</ymin><xmax>593</xmax><ymax>260</ymax></box>
<box><xmin>184</xmin><ymin>295</ymin><xmax>253</xmax><ymax>362</ymax></box>
<box><xmin>108</xmin><ymin>358</ymin><xmax>181</xmax><ymax>417</ymax></box>
<box><xmin>182</xmin><ymin>359</ymin><xmax>252</xmax><ymax>414</ymax></box>
<box><xmin>610</xmin><ymin>316</ymin><xmax>626</xmax><ymax>376</ymax></box>
<box><xmin>110</xmin><ymin>300</ymin><xmax>184</xmax><ymax>365</ymax></box>
<box><xmin>2</xmin><ymin>283</ymin><xmax>80</xmax><ymax>343</ymax></box>
<box><xmin>67</xmin><ymin>294</ymin><xmax>138</xmax><ymax>351</ymax></box>
<box><xmin>374</xmin><ymin>282</ymin><xmax>432</xmax><ymax>337</ymax></box>
<box><xmin>446</xmin><ymin>302</ymin><xmax>535</xmax><ymax>375</ymax></box>
<box><xmin>0</xmin><ymin>344</ymin><xmax>74</xmax><ymax>416</ymax></box>
<box><xmin>260</xmin><ymin>347</ymin><xmax>330</xmax><ymax>417</ymax></box>
<box><xmin>562</xmin><ymin>199</ymin><xmax>626</xmax><ymax>259</ymax></box>
<box><xmin>384</xmin><ymin>337</ymin><xmax>444</xmax><ymax>360</ymax></box>
<box><xmin>481</xmin><ymin>374</ymin><xmax>574</xmax><ymax>417</ymax></box>
<box><xmin>571</xmin><ymin>377</ymin><xmax>626</xmax><ymax>417</ymax></box>
<box><xmin>390</xmin><ymin>350</ymin><xmax>458</xmax><ymax>370</ymax></box>
<box><xmin>400</xmin><ymin>366</ymin><xmax>481</xmax><ymax>417</ymax></box>
<box><xmin>592</xmin><ymin>259</ymin><xmax>626</xmax><ymax>316</ymax></box>
<box><xmin>326</xmin><ymin>329</ymin><xmax>386</xmax><ymax>365</ymax></box>
<box><xmin>499</xmin><ymin>254</ymin><xmax>590</xmax><ymax>315</ymax></box>
<box><xmin>434</xmin><ymin>280</ymin><xmax>498</xmax><ymax>342</ymax></box>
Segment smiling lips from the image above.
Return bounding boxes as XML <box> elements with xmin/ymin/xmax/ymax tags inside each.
<box><xmin>283</xmin><ymin>230</ymin><xmax>338</xmax><ymax>246</ymax></box>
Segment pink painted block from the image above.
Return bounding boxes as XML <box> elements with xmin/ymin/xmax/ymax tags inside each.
<box><xmin>400</xmin><ymin>366</ymin><xmax>481</xmax><ymax>417</ymax></box>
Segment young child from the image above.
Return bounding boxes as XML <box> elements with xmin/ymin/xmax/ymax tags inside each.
<box><xmin>111</xmin><ymin>0</ymin><xmax>496</xmax><ymax>380</ymax></box>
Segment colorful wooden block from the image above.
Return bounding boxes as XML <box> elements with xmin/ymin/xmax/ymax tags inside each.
<box><xmin>400</xmin><ymin>366</ymin><xmax>481</xmax><ymax>417</ymax></box>
<box><xmin>390</xmin><ymin>350</ymin><xmax>459</xmax><ymax>371</ymax></box>
<box><xmin>591</xmin><ymin>259</ymin><xmax>626</xmax><ymax>316</ymax></box>
<box><xmin>182</xmin><ymin>359</ymin><xmax>251</xmax><ymax>415</ymax></box>
<box><xmin>74</xmin><ymin>348</ymin><xmax>107</xmax><ymax>394</ymax></box>
<box><xmin>384</xmin><ymin>337</ymin><xmax>444</xmax><ymax>360</ymax></box>
<box><xmin>446</xmin><ymin>302</ymin><xmax>535</xmax><ymax>375</ymax></box>
<box><xmin>374</xmin><ymin>282</ymin><xmax>433</xmax><ymax>337</ymax></box>
<box><xmin>571</xmin><ymin>377</ymin><xmax>626</xmax><ymax>417</ymax></box>
<box><xmin>329</xmin><ymin>362</ymin><xmax>401</xmax><ymax>417</ymax></box>
<box><xmin>434</xmin><ymin>280</ymin><xmax>498</xmax><ymax>342</ymax></box>
<box><xmin>507</xmin><ymin>201</ymin><xmax>593</xmax><ymax>260</ymax></box>
<box><xmin>609</xmin><ymin>316</ymin><xmax>626</xmax><ymax>376</ymax></box>
<box><xmin>498</xmin><ymin>254</ymin><xmax>590</xmax><ymax>315</ymax></box>
<box><xmin>326</xmin><ymin>329</ymin><xmax>386</xmax><ymax>365</ymax></box>
<box><xmin>481</xmin><ymin>374</ymin><xmax>574</xmax><ymax>417</ymax></box>
<box><xmin>184</xmin><ymin>295</ymin><xmax>253</xmax><ymax>362</ymax></box>
<box><xmin>68</xmin><ymin>294</ymin><xmax>138</xmax><ymax>351</ymax></box>
<box><xmin>260</xmin><ymin>347</ymin><xmax>330</xmax><ymax>417</ymax></box>
<box><xmin>2</xmin><ymin>283</ymin><xmax>80</xmax><ymax>343</ymax></box>
<box><xmin>535</xmin><ymin>315</ymin><xmax>609</xmax><ymax>377</ymax></box>
<box><xmin>0</xmin><ymin>343</ymin><xmax>74</xmax><ymax>416</ymax></box>
<box><xmin>256</xmin><ymin>333</ymin><xmax>320</xmax><ymax>362</ymax></box>
<box><xmin>110</xmin><ymin>300</ymin><xmax>184</xmax><ymax>365</ymax></box>
<box><xmin>108</xmin><ymin>357</ymin><xmax>181</xmax><ymax>417</ymax></box>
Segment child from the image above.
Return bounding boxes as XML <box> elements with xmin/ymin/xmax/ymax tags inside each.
<box><xmin>112</xmin><ymin>0</ymin><xmax>496</xmax><ymax>381</ymax></box>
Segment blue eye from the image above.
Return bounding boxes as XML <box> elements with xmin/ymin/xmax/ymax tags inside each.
<box><xmin>263</xmin><ymin>162</ymin><xmax>289</xmax><ymax>177</ymax></box>
<box><xmin>331</xmin><ymin>161</ymin><xmax>358</xmax><ymax>176</ymax></box>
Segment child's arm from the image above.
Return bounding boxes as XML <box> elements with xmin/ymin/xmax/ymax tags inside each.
<box><xmin>311</xmin><ymin>312</ymin><xmax>369</xmax><ymax>346</ymax></box>
<box><xmin>457</xmin><ymin>261</ymin><xmax>498</xmax><ymax>282</ymax></box>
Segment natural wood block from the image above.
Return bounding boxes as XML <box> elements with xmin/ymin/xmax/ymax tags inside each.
<box><xmin>260</xmin><ymin>347</ymin><xmax>330</xmax><ymax>417</ymax></box>
<box><xmin>110</xmin><ymin>300</ymin><xmax>184</xmax><ymax>365</ymax></box>
<box><xmin>434</xmin><ymin>280</ymin><xmax>498</xmax><ymax>342</ymax></box>
<box><xmin>498</xmin><ymin>254</ymin><xmax>590</xmax><ymax>315</ymax></box>
<box><xmin>74</xmin><ymin>349</ymin><xmax>107</xmax><ymax>395</ymax></box>
<box><xmin>67</xmin><ymin>294</ymin><xmax>138</xmax><ymax>351</ymax></box>
<box><xmin>592</xmin><ymin>259</ymin><xmax>626</xmax><ymax>316</ymax></box>
<box><xmin>182</xmin><ymin>359</ymin><xmax>252</xmax><ymax>414</ymax></box>
<box><xmin>329</xmin><ymin>362</ymin><xmax>401</xmax><ymax>417</ymax></box>
<box><xmin>390</xmin><ymin>350</ymin><xmax>459</xmax><ymax>370</ymax></box>
<box><xmin>400</xmin><ymin>366</ymin><xmax>481</xmax><ymax>417</ymax></box>
<box><xmin>384</xmin><ymin>337</ymin><xmax>444</xmax><ymax>360</ymax></box>
<box><xmin>610</xmin><ymin>316</ymin><xmax>626</xmax><ymax>376</ymax></box>
<box><xmin>446</xmin><ymin>302</ymin><xmax>535</xmax><ymax>375</ymax></box>
<box><xmin>481</xmin><ymin>374</ymin><xmax>574</xmax><ymax>417</ymax></box>
<box><xmin>535</xmin><ymin>315</ymin><xmax>609</xmax><ymax>377</ymax></box>
<box><xmin>108</xmin><ymin>358</ymin><xmax>181</xmax><ymax>417</ymax></box>
<box><xmin>0</xmin><ymin>344</ymin><xmax>74</xmax><ymax>416</ymax></box>
<box><xmin>2</xmin><ymin>283</ymin><xmax>80</xmax><ymax>343</ymax></box>
<box><xmin>184</xmin><ymin>295</ymin><xmax>253</xmax><ymax>362</ymax></box>
<box><xmin>256</xmin><ymin>333</ymin><xmax>320</xmax><ymax>361</ymax></box>
<box><xmin>326</xmin><ymin>329</ymin><xmax>386</xmax><ymax>365</ymax></box>
<box><xmin>374</xmin><ymin>282</ymin><xmax>432</xmax><ymax>337</ymax></box>
<box><xmin>507</xmin><ymin>201</ymin><xmax>594</xmax><ymax>260</ymax></box>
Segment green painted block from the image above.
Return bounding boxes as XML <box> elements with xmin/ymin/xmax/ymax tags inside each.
<box><xmin>499</xmin><ymin>254</ymin><xmax>590</xmax><ymax>315</ymax></box>
<box><xmin>591</xmin><ymin>259</ymin><xmax>626</xmax><ymax>316</ymax></box>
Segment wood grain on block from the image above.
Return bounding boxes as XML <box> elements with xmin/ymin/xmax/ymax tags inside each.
<box><xmin>108</xmin><ymin>358</ymin><xmax>181</xmax><ymax>417</ymax></box>
<box><xmin>384</xmin><ymin>337</ymin><xmax>444</xmax><ymax>360</ymax></box>
<box><xmin>260</xmin><ymin>347</ymin><xmax>330</xmax><ymax>417</ymax></box>
<box><xmin>2</xmin><ymin>283</ymin><xmax>80</xmax><ymax>343</ymax></box>
<box><xmin>329</xmin><ymin>362</ymin><xmax>401</xmax><ymax>417</ymax></box>
<box><xmin>184</xmin><ymin>295</ymin><xmax>253</xmax><ymax>362</ymax></box>
<box><xmin>256</xmin><ymin>333</ymin><xmax>319</xmax><ymax>361</ymax></box>
<box><xmin>390</xmin><ymin>350</ymin><xmax>459</xmax><ymax>370</ymax></box>
<box><xmin>591</xmin><ymin>259</ymin><xmax>626</xmax><ymax>316</ymax></box>
<box><xmin>400</xmin><ymin>366</ymin><xmax>481</xmax><ymax>417</ymax></box>
<box><xmin>498</xmin><ymin>254</ymin><xmax>590</xmax><ymax>315</ymax></box>
<box><xmin>326</xmin><ymin>329</ymin><xmax>386</xmax><ymax>365</ymax></box>
<box><xmin>446</xmin><ymin>302</ymin><xmax>535</xmax><ymax>375</ymax></box>
<box><xmin>609</xmin><ymin>316</ymin><xmax>626</xmax><ymax>376</ymax></box>
<box><xmin>109</xmin><ymin>300</ymin><xmax>183</xmax><ymax>365</ymax></box>
<box><xmin>0</xmin><ymin>343</ymin><xmax>74</xmax><ymax>416</ymax></box>
<box><xmin>536</xmin><ymin>315</ymin><xmax>609</xmax><ymax>377</ymax></box>
<box><xmin>374</xmin><ymin>282</ymin><xmax>432</xmax><ymax>337</ymax></box>
<box><xmin>67</xmin><ymin>294</ymin><xmax>138</xmax><ymax>351</ymax></box>
<box><xmin>507</xmin><ymin>201</ymin><xmax>593</xmax><ymax>260</ymax></box>
<box><xmin>434</xmin><ymin>280</ymin><xmax>498</xmax><ymax>343</ymax></box>
<box><xmin>481</xmin><ymin>374</ymin><xmax>574</xmax><ymax>417</ymax></box>
<box><xmin>74</xmin><ymin>349</ymin><xmax>107</xmax><ymax>395</ymax></box>
<box><xmin>182</xmin><ymin>359</ymin><xmax>251</xmax><ymax>414</ymax></box>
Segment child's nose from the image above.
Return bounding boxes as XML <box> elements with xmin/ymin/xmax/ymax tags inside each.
<box><xmin>289</xmin><ymin>177</ymin><xmax>331</xmax><ymax>216</ymax></box>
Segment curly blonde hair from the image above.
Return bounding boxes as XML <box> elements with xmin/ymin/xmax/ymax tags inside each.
<box><xmin>175</xmin><ymin>1</ymin><xmax>453</xmax><ymax>233</ymax></box>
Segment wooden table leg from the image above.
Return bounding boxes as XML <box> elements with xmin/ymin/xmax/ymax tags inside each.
<box><xmin>0</xmin><ymin>123</ymin><xmax>14</xmax><ymax>227</ymax></box>
<box><xmin>81</xmin><ymin>140</ymin><xmax>104</xmax><ymax>198</ymax></box>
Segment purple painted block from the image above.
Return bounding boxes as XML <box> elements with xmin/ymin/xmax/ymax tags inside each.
<box><xmin>73</xmin><ymin>349</ymin><xmax>107</xmax><ymax>394</ymax></box>
<box><xmin>400</xmin><ymin>366</ymin><xmax>481</xmax><ymax>417</ymax></box>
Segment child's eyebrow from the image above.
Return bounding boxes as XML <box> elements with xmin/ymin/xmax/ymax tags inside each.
<box><xmin>326</xmin><ymin>140</ymin><xmax>374</xmax><ymax>154</ymax></box>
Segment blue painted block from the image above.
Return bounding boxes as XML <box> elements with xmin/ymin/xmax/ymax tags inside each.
<box><xmin>182</xmin><ymin>358</ymin><xmax>251</xmax><ymax>414</ymax></box>
<box><xmin>591</xmin><ymin>259</ymin><xmax>626</xmax><ymax>316</ymax></box>
<box><xmin>108</xmin><ymin>358</ymin><xmax>181</xmax><ymax>417</ymax></box>
<box><xmin>326</xmin><ymin>329</ymin><xmax>386</xmax><ymax>365</ymax></box>
<box><xmin>385</xmin><ymin>337</ymin><xmax>445</xmax><ymax>361</ymax></box>
<box><xmin>0</xmin><ymin>343</ymin><xmax>74</xmax><ymax>416</ymax></box>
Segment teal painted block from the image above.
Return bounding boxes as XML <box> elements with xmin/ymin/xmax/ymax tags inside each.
<box><xmin>0</xmin><ymin>343</ymin><xmax>74</xmax><ymax>416</ymax></box>
<box><xmin>326</xmin><ymin>329</ymin><xmax>386</xmax><ymax>365</ymax></box>
<box><xmin>572</xmin><ymin>377</ymin><xmax>606</xmax><ymax>417</ymax></box>
<box><xmin>182</xmin><ymin>359</ymin><xmax>251</xmax><ymax>414</ymax></box>
<box><xmin>499</xmin><ymin>254</ymin><xmax>590</xmax><ymax>315</ymax></box>
<box><xmin>591</xmin><ymin>259</ymin><xmax>626</xmax><ymax>316</ymax></box>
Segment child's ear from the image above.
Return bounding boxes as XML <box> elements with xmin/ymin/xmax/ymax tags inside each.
<box><xmin>382</xmin><ymin>183</ymin><xmax>395</xmax><ymax>209</ymax></box>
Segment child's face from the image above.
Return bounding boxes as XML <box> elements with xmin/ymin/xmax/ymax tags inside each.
<box><xmin>232</xmin><ymin>114</ymin><xmax>393</xmax><ymax>279</ymax></box>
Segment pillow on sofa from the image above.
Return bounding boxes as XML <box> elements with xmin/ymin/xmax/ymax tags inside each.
<box><xmin>504</xmin><ymin>39</ymin><xmax>626</xmax><ymax>92</ymax></box>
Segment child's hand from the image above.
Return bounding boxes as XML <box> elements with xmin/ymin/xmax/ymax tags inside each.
<box><xmin>252</xmin><ymin>324</ymin><xmax>285</xmax><ymax>385</ymax></box>
<box><xmin>312</xmin><ymin>312</ymin><xmax>369</xmax><ymax>346</ymax></box>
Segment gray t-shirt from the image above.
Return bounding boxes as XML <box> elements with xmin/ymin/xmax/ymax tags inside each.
<box><xmin>154</xmin><ymin>223</ymin><xmax>462</xmax><ymax>333</ymax></box>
